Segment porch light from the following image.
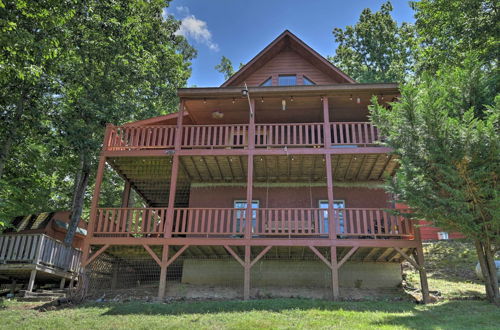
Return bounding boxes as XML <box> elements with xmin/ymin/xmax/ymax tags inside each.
<box><xmin>261</xmin><ymin>97</ymin><xmax>264</xmax><ymax>103</ymax></box>
<box><xmin>356</xmin><ymin>97</ymin><xmax>361</xmax><ymax>104</ymax></box>
<box><xmin>241</xmin><ymin>88</ymin><xmax>248</xmax><ymax>97</ymax></box>
<box><xmin>381</xmin><ymin>94</ymin><xmax>384</xmax><ymax>100</ymax></box>
<box><xmin>290</xmin><ymin>96</ymin><xmax>294</xmax><ymax>102</ymax></box>
<box><xmin>232</xmin><ymin>97</ymin><xmax>235</xmax><ymax>104</ymax></box>
<box><xmin>281</xmin><ymin>99</ymin><xmax>286</xmax><ymax>111</ymax></box>
<box><xmin>349</xmin><ymin>95</ymin><xmax>353</xmax><ymax>101</ymax></box>
<box><xmin>203</xmin><ymin>98</ymin><xmax>207</xmax><ymax>104</ymax></box>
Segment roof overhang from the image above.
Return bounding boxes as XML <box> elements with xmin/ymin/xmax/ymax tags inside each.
<box><xmin>178</xmin><ymin>83</ymin><xmax>399</xmax><ymax>99</ymax></box>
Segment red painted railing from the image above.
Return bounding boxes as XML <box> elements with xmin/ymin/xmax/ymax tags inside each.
<box><xmin>255</xmin><ymin>208</ymin><xmax>327</xmax><ymax>236</ymax></box>
<box><xmin>94</xmin><ymin>208</ymin><xmax>166</xmax><ymax>236</ymax></box>
<box><xmin>333</xmin><ymin>208</ymin><xmax>413</xmax><ymax>237</ymax></box>
<box><xmin>172</xmin><ymin>208</ymin><xmax>246</xmax><ymax>235</ymax></box>
<box><xmin>254</xmin><ymin>123</ymin><xmax>324</xmax><ymax>147</ymax></box>
<box><xmin>106</xmin><ymin>126</ymin><xmax>176</xmax><ymax>150</ymax></box>
<box><xmin>330</xmin><ymin>122</ymin><xmax>379</xmax><ymax>145</ymax></box>
<box><xmin>104</xmin><ymin>122</ymin><xmax>380</xmax><ymax>150</ymax></box>
<box><xmin>93</xmin><ymin>207</ymin><xmax>412</xmax><ymax>239</ymax></box>
<box><xmin>181</xmin><ymin>124</ymin><xmax>249</xmax><ymax>148</ymax></box>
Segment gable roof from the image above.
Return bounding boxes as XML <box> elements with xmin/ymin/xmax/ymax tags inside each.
<box><xmin>221</xmin><ymin>30</ymin><xmax>355</xmax><ymax>87</ymax></box>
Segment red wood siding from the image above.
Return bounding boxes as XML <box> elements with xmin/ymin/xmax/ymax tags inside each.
<box><xmin>189</xmin><ymin>186</ymin><xmax>391</xmax><ymax>209</ymax></box>
<box><xmin>418</xmin><ymin>220</ymin><xmax>465</xmax><ymax>240</ymax></box>
<box><xmin>244</xmin><ymin>49</ymin><xmax>341</xmax><ymax>86</ymax></box>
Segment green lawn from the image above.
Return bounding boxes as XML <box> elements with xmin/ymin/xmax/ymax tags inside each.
<box><xmin>1</xmin><ymin>298</ymin><xmax>499</xmax><ymax>330</ymax></box>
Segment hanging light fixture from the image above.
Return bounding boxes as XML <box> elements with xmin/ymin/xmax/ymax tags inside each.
<box><xmin>290</xmin><ymin>96</ymin><xmax>294</xmax><ymax>102</ymax></box>
<box><xmin>232</xmin><ymin>97</ymin><xmax>235</xmax><ymax>104</ymax></box>
<box><xmin>349</xmin><ymin>95</ymin><xmax>353</xmax><ymax>101</ymax></box>
<box><xmin>281</xmin><ymin>99</ymin><xmax>286</xmax><ymax>111</ymax></box>
<box><xmin>356</xmin><ymin>97</ymin><xmax>361</xmax><ymax>104</ymax></box>
<box><xmin>203</xmin><ymin>98</ymin><xmax>207</xmax><ymax>104</ymax></box>
<box><xmin>261</xmin><ymin>97</ymin><xmax>264</xmax><ymax>103</ymax></box>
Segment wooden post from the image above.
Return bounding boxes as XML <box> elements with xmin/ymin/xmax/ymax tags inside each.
<box><xmin>245</xmin><ymin>99</ymin><xmax>255</xmax><ymax>240</ymax></box>
<box><xmin>121</xmin><ymin>181</ymin><xmax>131</xmax><ymax>208</ymax></box>
<box><xmin>27</xmin><ymin>269</ymin><xmax>37</xmax><ymax>292</ymax></box>
<box><xmin>165</xmin><ymin>102</ymin><xmax>185</xmax><ymax>238</ymax></box>
<box><xmin>158</xmin><ymin>244</ymin><xmax>169</xmax><ymax>299</ymax></box>
<box><xmin>414</xmin><ymin>227</ymin><xmax>430</xmax><ymax>303</ymax></box>
<box><xmin>244</xmin><ymin>245</ymin><xmax>251</xmax><ymax>300</ymax></box>
<box><xmin>322</xmin><ymin>97</ymin><xmax>336</xmax><ymax>240</ymax></box>
<box><xmin>330</xmin><ymin>246</ymin><xmax>340</xmax><ymax>300</ymax></box>
<box><xmin>83</xmin><ymin>155</ymin><xmax>107</xmax><ymax>266</ymax></box>
<box><xmin>111</xmin><ymin>264</ymin><xmax>119</xmax><ymax>290</ymax></box>
<box><xmin>59</xmin><ymin>278</ymin><xmax>66</xmax><ymax>289</ymax></box>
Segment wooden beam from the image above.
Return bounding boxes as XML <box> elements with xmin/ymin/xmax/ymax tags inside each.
<box><xmin>244</xmin><ymin>245</ymin><xmax>251</xmax><ymax>300</ymax></box>
<box><xmin>83</xmin><ymin>244</ymin><xmax>110</xmax><ymax>267</ymax></box>
<box><xmin>337</xmin><ymin>246</ymin><xmax>358</xmax><ymax>269</ymax></box>
<box><xmin>394</xmin><ymin>247</ymin><xmax>420</xmax><ymax>270</ymax></box>
<box><xmin>250</xmin><ymin>246</ymin><xmax>272</xmax><ymax>267</ymax></box>
<box><xmin>143</xmin><ymin>245</ymin><xmax>162</xmax><ymax>266</ymax></box>
<box><xmin>224</xmin><ymin>245</ymin><xmax>245</xmax><ymax>267</ymax></box>
<box><xmin>331</xmin><ymin>246</ymin><xmax>339</xmax><ymax>300</ymax></box>
<box><xmin>309</xmin><ymin>246</ymin><xmax>332</xmax><ymax>270</ymax></box>
<box><xmin>376</xmin><ymin>248</ymin><xmax>394</xmax><ymax>262</ymax></box>
<box><xmin>164</xmin><ymin>245</ymin><xmax>189</xmax><ymax>268</ymax></box>
<box><xmin>363</xmin><ymin>248</ymin><xmax>380</xmax><ymax>262</ymax></box>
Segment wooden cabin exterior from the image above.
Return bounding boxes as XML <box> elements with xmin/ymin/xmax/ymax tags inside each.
<box><xmin>82</xmin><ymin>31</ymin><xmax>430</xmax><ymax>301</ymax></box>
<box><xmin>0</xmin><ymin>211</ymin><xmax>85</xmax><ymax>294</ymax></box>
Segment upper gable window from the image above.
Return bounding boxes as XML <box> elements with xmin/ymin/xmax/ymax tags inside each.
<box><xmin>260</xmin><ymin>77</ymin><xmax>272</xmax><ymax>86</ymax></box>
<box><xmin>278</xmin><ymin>75</ymin><xmax>297</xmax><ymax>86</ymax></box>
<box><xmin>303</xmin><ymin>76</ymin><xmax>316</xmax><ymax>85</ymax></box>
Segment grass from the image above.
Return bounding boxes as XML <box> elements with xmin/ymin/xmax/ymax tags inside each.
<box><xmin>404</xmin><ymin>239</ymin><xmax>487</xmax><ymax>300</ymax></box>
<box><xmin>1</xmin><ymin>298</ymin><xmax>499</xmax><ymax>329</ymax></box>
<box><xmin>1</xmin><ymin>240</ymin><xmax>497</xmax><ymax>329</ymax></box>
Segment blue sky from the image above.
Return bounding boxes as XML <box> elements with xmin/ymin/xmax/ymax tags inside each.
<box><xmin>166</xmin><ymin>0</ymin><xmax>415</xmax><ymax>87</ymax></box>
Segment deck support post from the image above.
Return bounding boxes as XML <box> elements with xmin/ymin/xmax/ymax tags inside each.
<box><xmin>414</xmin><ymin>227</ymin><xmax>430</xmax><ymax>304</ymax></box>
<box><xmin>245</xmin><ymin>98</ymin><xmax>255</xmax><ymax>240</ymax></box>
<box><xmin>322</xmin><ymin>97</ymin><xmax>336</xmax><ymax>239</ymax></box>
<box><xmin>83</xmin><ymin>155</ymin><xmax>107</xmax><ymax>267</ymax></box>
<box><xmin>27</xmin><ymin>269</ymin><xmax>37</xmax><ymax>292</ymax></box>
<box><xmin>158</xmin><ymin>244</ymin><xmax>169</xmax><ymax>300</ymax></box>
<box><xmin>330</xmin><ymin>246</ymin><xmax>340</xmax><ymax>300</ymax></box>
<box><xmin>244</xmin><ymin>245</ymin><xmax>251</xmax><ymax>300</ymax></box>
<box><xmin>59</xmin><ymin>278</ymin><xmax>66</xmax><ymax>289</ymax></box>
<box><xmin>121</xmin><ymin>181</ymin><xmax>131</xmax><ymax>208</ymax></box>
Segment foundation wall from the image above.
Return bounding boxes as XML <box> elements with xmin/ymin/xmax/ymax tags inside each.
<box><xmin>181</xmin><ymin>259</ymin><xmax>401</xmax><ymax>289</ymax></box>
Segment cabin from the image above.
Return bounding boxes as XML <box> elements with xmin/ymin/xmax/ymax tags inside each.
<box><xmin>82</xmin><ymin>31</ymin><xmax>430</xmax><ymax>301</ymax></box>
<box><xmin>0</xmin><ymin>211</ymin><xmax>85</xmax><ymax>295</ymax></box>
<box><xmin>418</xmin><ymin>221</ymin><xmax>465</xmax><ymax>241</ymax></box>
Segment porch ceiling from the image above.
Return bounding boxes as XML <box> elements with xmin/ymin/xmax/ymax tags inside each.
<box><xmin>107</xmin><ymin>154</ymin><xmax>398</xmax><ymax>207</ymax></box>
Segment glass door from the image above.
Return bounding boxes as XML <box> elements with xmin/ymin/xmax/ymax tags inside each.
<box><xmin>319</xmin><ymin>200</ymin><xmax>345</xmax><ymax>234</ymax></box>
<box><xmin>234</xmin><ymin>200</ymin><xmax>259</xmax><ymax>233</ymax></box>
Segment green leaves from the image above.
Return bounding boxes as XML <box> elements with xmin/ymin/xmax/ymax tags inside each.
<box><xmin>329</xmin><ymin>1</ymin><xmax>415</xmax><ymax>83</ymax></box>
<box><xmin>215</xmin><ymin>56</ymin><xmax>235</xmax><ymax>80</ymax></box>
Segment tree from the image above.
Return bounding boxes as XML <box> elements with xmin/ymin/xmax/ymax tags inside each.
<box><xmin>328</xmin><ymin>1</ymin><xmax>415</xmax><ymax>83</ymax></box>
<box><xmin>411</xmin><ymin>0</ymin><xmax>499</xmax><ymax>72</ymax></box>
<box><xmin>215</xmin><ymin>56</ymin><xmax>234</xmax><ymax>80</ymax></box>
<box><xmin>370</xmin><ymin>58</ymin><xmax>500</xmax><ymax>303</ymax></box>
<box><xmin>54</xmin><ymin>0</ymin><xmax>195</xmax><ymax>245</ymax></box>
<box><xmin>0</xmin><ymin>0</ymin><xmax>73</xmax><ymax>179</ymax></box>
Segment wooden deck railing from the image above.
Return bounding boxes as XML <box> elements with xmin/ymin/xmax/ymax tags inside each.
<box><xmin>94</xmin><ymin>208</ymin><xmax>167</xmax><ymax>236</ymax></box>
<box><xmin>106</xmin><ymin>125</ymin><xmax>176</xmax><ymax>150</ymax></box>
<box><xmin>92</xmin><ymin>207</ymin><xmax>413</xmax><ymax>239</ymax></box>
<box><xmin>330</xmin><ymin>122</ymin><xmax>379</xmax><ymax>145</ymax></box>
<box><xmin>0</xmin><ymin>234</ymin><xmax>81</xmax><ymax>273</ymax></box>
<box><xmin>104</xmin><ymin>122</ymin><xmax>380</xmax><ymax>150</ymax></box>
<box><xmin>254</xmin><ymin>123</ymin><xmax>324</xmax><ymax>147</ymax></box>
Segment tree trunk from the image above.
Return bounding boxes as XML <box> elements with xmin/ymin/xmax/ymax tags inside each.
<box><xmin>474</xmin><ymin>239</ymin><xmax>500</xmax><ymax>304</ymax></box>
<box><xmin>64</xmin><ymin>153</ymin><xmax>91</xmax><ymax>246</ymax></box>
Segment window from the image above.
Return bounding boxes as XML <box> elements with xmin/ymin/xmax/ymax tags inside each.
<box><xmin>319</xmin><ymin>200</ymin><xmax>345</xmax><ymax>234</ymax></box>
<box><xmin>260</xmin><ymin>77</ymin><xmax>272</xmax><ymax>86</ymax></box>
<box><xmin>303</xmin><ymin>76</ymin><xmax>316</xmax><ymax>85</ymax></box>
<box><xmin>234</xmin><ymin>200</ymin><xmax>259</xmax><ymax>233</ymax></box>
<box><xmin>278</xmin><ymin>74</ymin><xmax>297</xmax><ymax>86</ymax></box>
<box><xmin>437</xmin><ymin>232</ymin><xmax>449</xmax><ymax>240</ymax></box>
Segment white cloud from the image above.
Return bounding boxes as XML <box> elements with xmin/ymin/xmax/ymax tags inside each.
<box><xmin>176</xmin><ymin>6</ymin><xmax>189</xmax><ymax>15</ymax></box>
<box><xmin>175</xmin><ymin>14</ymin><xmax>219</xmax><ymax>51</ymax></box>
<box><xmin>162</xmin><ymin>8</ymin><xmax>169</xmax><ymax>20</ymax></box>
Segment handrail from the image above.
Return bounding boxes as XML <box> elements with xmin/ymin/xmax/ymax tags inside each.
<box><xmin>93</xmin><ymin>207</ymin><xmax>413</xmax><ymax>239</ymax></box>
<box><xmin>103</xmin><ymin>122</ymin><xmax>381</xmax><ymax>150</ymax></box>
